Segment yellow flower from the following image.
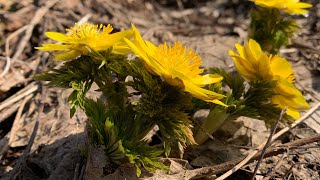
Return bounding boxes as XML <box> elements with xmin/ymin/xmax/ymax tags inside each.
<box><xmin>36</xmin><ymin>23</ymin><xmax>133</xmax><ymax>61</ymax></box>
<box><xmin>124</xmin><ymin>25</ymin><xmax>226</xmax><ymax>106</ymax></box>
<box><xmin>229</xmin><ymin>39</ymin><xmax>309</xmax><ymax>119</ymax></box>
<box><xmin>250</xmin><ymin>0</ymin><xmax>312</xmax><ymax>15</ymax></box>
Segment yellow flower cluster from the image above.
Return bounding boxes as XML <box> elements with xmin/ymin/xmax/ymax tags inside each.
<box><xmin>124</xmin><ymin>25</ymin><xmax>225</xmax><ymax>106</ymax></box>
<box><xmin>229</xmin><ymin>39</ymin><xmax>309</xmax><ymax>119</ymax></box>
<box><xmin>250</xmin><ymin>0</ymin><xmax>312</xmax><ymax>15</ymax></box>
<box><xmin>37</xmin><ymin>23</ymin><xmax>225</xmax><ymax>105</ymax></box>
<box><xmin>37</xmin><ymin>23</ymin><xmax>133</xmax><ymax>61</ymax></box>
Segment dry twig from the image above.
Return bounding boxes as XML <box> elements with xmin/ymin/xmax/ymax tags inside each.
<box><xmin>0</xmin><ymin>94</ymin><xmax>33</xmax><ymax>159</ymax></box>
<box><xmin>263</xmin><ymin>153</ymin><xmax>287</xmax><ymax>180</ymax></box>
<box><xmin>179</xmin><ymin>103</ymin><xmax>320</xmax><ymax>180</ymax></box>
<box><xmin>250</xmin><ymin>109</ymin><xmax>286</xmax><ymax>179</ymax></box>
<box><xmin>4</xmin><ymin>86</ymin><xmax>46</xmax><ymax>180</ymax></box>
<box><xmin>0</xmin><ymin>83</ymin><xmax>39</xmax><ymax>112</ymax></box>
<box><xmin>0</xmin><ymin>101</ymin><xmax>22</xmax><ymax>123</ymax></box>
<box><xmin>8</xmin><ymin>94</ymin><xmax>34</xmax><ymax>145</ymax></box>
<box><xmin>1</xmin><ymin>0</ymin><xmax>59</xmax><ymax>78</ymax></box>
<box><xmin>190</xmin><ymin>132</ymin><xmax>320</xmax><ymax>179</ymax></box>
<box><xmin>283</xmin><ymin>162</ymin><xmax>320</xmax><ymax>179</ymax></box>
<box><xmin>176</xmin><ymin>0</ymin><xmax>190</xmax><ymax>23</ymax></box>
<box><xmin>215</xmin><ymin>102</ymin><xmax>320</xmax><ymax>180</ymax></box>
<box><xmin>2</xmin><ymin>25</ymin><xmax>29</xmax><ymax>78</ymax></box>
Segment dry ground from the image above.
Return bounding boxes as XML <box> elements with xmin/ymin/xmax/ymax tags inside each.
<box><xmin>0</xmin><ymin>0</ymin><xmax>319</xmax><ymax>179</ymax></box>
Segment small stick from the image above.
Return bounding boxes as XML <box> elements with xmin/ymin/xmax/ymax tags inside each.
<box><xmin>215</xmin><ymin>102</ymin><xmax>320</xmax><ymax>180</ymax></box>
<box><xmin>77</xmin><ymin>13</ymin><xmax>92</xmax><ymax>25</ymax></box>
<box><xmin>263</xmin><ymin>153</ymin><xmax>287</xmax><ymax>180</ymax></box>
<box><xmin>8</xmin><ymin>94</ymin><xmax>34</xmax><ymax>145</ymax></box>
<box><xmin>0</xmin><ymin>84</ymin><xmax>39</xmax><ymax>111</ymax></box>
<box><xmin>176</xmin><ymin>0</ymin><xmax>190</xmax><ymax>24</ymax></box>
<box><xmin>0</xmin><ymin>135</ymin><xmax>9</xmax><ymax>160</ymax></box>
<box><xmin>190</xmin><ymin>133</ymin><xmax>320</xmax><ymax>179</ymax></box>
<box><xmin>11</xmin><ymin>0</ymin><xmax>59</xmax><ymax>62</ymax></box>
<box><xmin>1</xmin><ymin>25</ymin><xmax>30</xmax><ymax>78</ymax></box>
<box><xmin>0</xmin><ymin>94</ymin><xmax>32</xmax><ymax>159</ymax></box>
<box><xmin>4</xmin><ymin>86</ymin><xmax>46</xmax><ymax>180</ymax></box>
<box><xmin>1</xmin><ymin>0</ymin><xmax>59</xmax><ymax>78</ymax></box>
<box><xmin>0</xmin><ymin>101</ymin><xmax>22</xmax><ymax>123</ymax></box>
<box><xmin>250</xmin><ymin>109</ymin><xmax>286</xmax><ymax>180</ymax></box>
<box><xmin>72</xmin><ymin>163</ymin><xmax>80</xmax><ymax>180</ymax></box>
<box><xmin>79</xmin><ymin>164</ymin><xmax>86</xmax><ymax>180</ymax></box>
<box><xmin>283</xmin><ymin>162</ymin><xmax>320</xmax><ymax>178</ymax></box>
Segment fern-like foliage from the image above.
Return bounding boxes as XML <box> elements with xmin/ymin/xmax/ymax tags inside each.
<box><xmin>239</xmin><ymin>80</ymin><xmax>291</xmax><ymax>125</ymax></box>
<box><xmin>34</xmin><ymin>57</ymin><xmax>96</xmax><ymax>117</ymax></box>
<box><xmin>34</xmin><ymin>57</ymin><xmax>95</xmax><ymax>88</ymax></box>
<box><xmin>34</xmin><ymin>55</ymin><xmax>172</xmax><ymax>176</ymax></box>
<box><xmin>210</xmin><ymin>68</ymin><xmax>245</xmax><ymax>100</ymax></box>
<box><xmin>68</xmin><ymin>80</ymin><xmax>93</xmax><ymax>117</ymax></box>
<box><xmin>83</xmin><ymin>99</ymin><xmax>125</xmax><ymax>164</ymax></box>
<box><xmin>83</xmin><ymin>99</ymin><xmax>168</xmax><ymax>176</ymax></box>
<box><xmin>123</xmin><ymin>60</ymin><xmax>196</xmax><ymax>156</ymax></box>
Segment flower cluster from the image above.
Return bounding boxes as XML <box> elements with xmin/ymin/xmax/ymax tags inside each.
<box><xmin>36</xmin><ymin>20</ymin><xmax>311</xmax><ymax>176</ymax></box>
<box><xmin>124</xmin><ymin>25</ymin><xmax>225</xmax><ymax>106</ymax></box>
<box><xmin>229</xmin><ymin>39</ymin><xmax>309</xmax><ymax>119</ymax></box>
<box><xmin>38</xmin><ymin>23</ymin><xmax>225</xmax><ymax>105</ymax></box>
<box><xmin>37</xmin><ymin>23</ymin><xmax>133</xmax><ymax>60</ymax></box>
<box><xmin>36</xmin><ymin>22</ymin><xmax>227</xmax><ymax>175</ymax></box>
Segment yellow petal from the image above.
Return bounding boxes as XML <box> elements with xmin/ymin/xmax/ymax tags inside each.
<box><xmin>35</xmin><ymin>44</ymin><xmax>71</xmax><ymax>51</ymax></box>
<box><xmin>124</xmin><ymin>38</ymin><xmax>164</xmax><ymax>75</ymax></box>
<box><xmin>257</xmin><ymin>55</ymin><xmax>273</xmax><ymax>80</ymax></box>
<box><xmin>229</xmin><ymin>51</ymin><xmax>256</xmax><ymax>81</ymax></box>
<box><xmin>209</xmin><ymin>99</ymin><xmax>228</xmax><ymax>107</ymax></box>
<box><xmin>272</xmin><ymin>96</ymin><xmax>300</xmax><ymax>119</ymax></box>
<box><xmin>183</xmin><ymin>81</ymin><xmax>226</xmax><ymax>106</ymax></box>
<box><xmin>124</xmin><ymin>38</ymin><xmax>149</xmax><ymax>62</ymax></box>
<box><xmin>270</xmin><ymin>56</ymin><xmax>294</xmax><ymax>79</ymax></box>
<box><xmin>286</xmin><ymin>108</ymin><xmax>300</xmax><ymax>119</ymax></box>
<box><xmin>53</xmin><ymin>50</ymin><xmax>81</xmax><ymax>61</ymax></box>
<box><xmin>235</xmin><ymin>44</ymin><xmax>245</xmax><ymax>58</ymax></box>
<box><xmin>145</xmin><ymin>41</ymin><xmax>158</xmax><ymax>57</ymax></box>
<box><xmin>112</xmin><ymin>43</ymin><xmax>132</xmax><ymax>55</ymax></box>
<box><xmin>112</xmin><ymin>45</ymin><xmax>131</xmax><ymax>55</ymax></box>
<box><xmin>191</xmin><ymin>74</ymin><xmax>223</xmax><ymax>86</ymax></box>
<box><xmin>132</xmin><ymin>24</ymin><xmax>149</xmax><ymax>53</ymax></box>
<box><xmin>274</xmin><ymin>77</ymin><xmax>298</xmax><ymax>97</ymax></box>
<box><xmin>248</xmin><ymin>39</ymin><xmax>263</xmax><ymax>61</ymax></box>
<box><xmin>251</xmin><ymin>0</ymin><xmax>312</xmax><ymax>15</ymax></box>
<box><xmin>45</xmin><ymin>32</ymin><xmax>69</xmax><ymax>43</ymax></box>
<box><xmin>285</xmin><ymin>2</ymin><xmax>312</xmax><ymax>14</ymax></box>
<box><xmin>96</xmin><ymin>29</ymin><xmax>134</xmax><ymax>49</ymax></box>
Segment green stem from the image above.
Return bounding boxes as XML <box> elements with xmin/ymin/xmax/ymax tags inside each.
<box><xmin>94</xmin><ymin>66</ymin><xmax>127</xmax><ymax>109</ymax></box>
<box><xmin>194</xmin><ymin>107</ymin><xmax>230</xmax><ymax>144</ymax></box>
<box><xmin>137</xmin><ymin>122</ymin><xmax>156</xmax><ymax>140</ymax></box>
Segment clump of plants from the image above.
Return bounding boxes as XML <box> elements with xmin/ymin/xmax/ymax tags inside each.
<box><xmin>248</xmin><ymin>0</ymin><xmax>312</xmax><ymax>54</ymax></box>
<box><xmin>35</xmin><ymin>0</ymin><xmax>311</xmax><ymax>176</ymax></box>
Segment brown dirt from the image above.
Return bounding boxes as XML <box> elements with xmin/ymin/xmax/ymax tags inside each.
<box><xmin>0</xmin><ymin>0</ymin><xmax>319</xmax><ymax>179</ymax></box>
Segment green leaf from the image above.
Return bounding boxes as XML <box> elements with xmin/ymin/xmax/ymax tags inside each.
<box><xmin>34</xmin><ymin>56</ymin><xmax>95</xmax><ymax>88</ymax></box>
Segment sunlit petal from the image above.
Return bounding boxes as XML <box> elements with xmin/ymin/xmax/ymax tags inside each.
<box><xmin>37</xmin><ymin>23</ymin><xmax>134</xmax><ymax>61</ymax></box>
<box><xmin>53</xmin><ymin>50</ymin><xmax>81</xmax><ymax>61</ymax></box>
<box><xmin>230</xmin><ymin>39</ymin><xmax>309</xmax><ymax>119</ymax></box>
<box><xmin>35</xmin><ymin>44</ymin><xmax>71</xmax><ymax>51</ymax></box>
<box><xmin>125</xmin><ymin>25</ymin><xmax>225</xmax><ymax>105</ymax></box>
<box><xmin>250</xmin><ymin>0</ymin><xmax>312</xmax><ymax>15</ymax></box>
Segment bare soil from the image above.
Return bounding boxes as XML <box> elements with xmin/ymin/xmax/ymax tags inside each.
<box><xmin>0</xmin><ymin>0</ymin><xmax>319</xmax><ymax>179</ymax></box>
